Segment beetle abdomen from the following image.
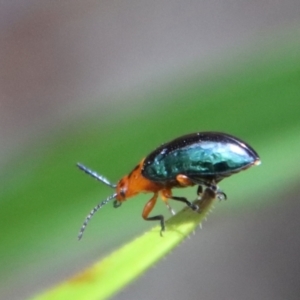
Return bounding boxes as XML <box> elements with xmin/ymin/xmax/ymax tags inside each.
<box><xmin>142</xmin><ymin>132</ymin><xmax>260</xmax><ymax>183</ymax></box>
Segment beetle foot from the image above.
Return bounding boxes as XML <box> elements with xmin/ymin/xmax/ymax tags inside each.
<box><xmin>190</xmin><ymin>203</ymin><xmax>199</xmax><ymax>211</ymax></box>
<box><xmin>216</xmin><ymin>190</ymin><xmax>227</xmax><ymax>201</ymax></box>
<box><xmin>206</xmin><ymin>184</ymin><xmax>227</xmax><ymax>201</ymax></box>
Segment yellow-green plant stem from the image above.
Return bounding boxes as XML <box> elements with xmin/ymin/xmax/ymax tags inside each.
<box><xmin>31</xmin><ymin>189</ymin><xmax>216</xmax><ymax>300</ymax></box>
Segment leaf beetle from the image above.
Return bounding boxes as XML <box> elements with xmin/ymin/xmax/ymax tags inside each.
<box><xmin>77</xmin><ymin>131</ymin><xmax>260</xmax><ymax>239</ymax></box>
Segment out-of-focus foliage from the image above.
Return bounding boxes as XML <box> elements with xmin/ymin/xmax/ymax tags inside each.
<box><xmin>0</xmin><ymin>37</ymin><xmax>299</xmax><ymax>299</ymax></box>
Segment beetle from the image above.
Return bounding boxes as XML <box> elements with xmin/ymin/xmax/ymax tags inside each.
<box><xmin>77</xmin><ymin>131</ymin><xmax>260</xmax><ymax>239</ymax></box>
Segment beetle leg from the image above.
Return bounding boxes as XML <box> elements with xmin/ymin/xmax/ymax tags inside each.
<box><xmin>161</xmin><ymin>189</ymin><xmax>198</xmax><ymax>211</ymax></box>
<box><xmin>197</xmin><ymin>185</ymin><xmax>203</xmax><ymax>199</ymax></box>
<box><xmin>205</xmin><ymin>181</ymin><xmax>227</xmax><ymax>200</ymax></box>
<box><xmin>142</xmin><ymin>193</ymin><xmax>165</xmax><ymax>235</ymax></box>
<box><xmin>216</xmin><ymin>190</ymin><xmax>227</xmax><ymax>200</ymax></box>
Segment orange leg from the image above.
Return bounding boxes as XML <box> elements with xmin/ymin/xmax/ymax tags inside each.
<box><xmin>142</xmin><ymin>193</ymin><xmax>165</xmax><ymax>233</ymax></box>
<box><xmin>161</xmin><ymin>188</ymin><xmax>198</xmax><ymax>211</ymax></box>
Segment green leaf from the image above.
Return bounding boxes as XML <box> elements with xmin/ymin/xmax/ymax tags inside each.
<box><xmin>31</xmin><ymin>190</ymin><xmax>216</xmax><ymax>300</ymax></box>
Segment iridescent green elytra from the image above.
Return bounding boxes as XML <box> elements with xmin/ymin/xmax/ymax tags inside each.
<box><xmin>142</xmin><ymin>132</ymin><xmax>260</xmax><ymax>184</ymax></box>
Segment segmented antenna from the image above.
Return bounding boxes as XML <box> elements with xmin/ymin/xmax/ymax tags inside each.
<box><xmin>78</xmin><ymin>193</ymin><xmax>117</xmax><ymax>240</ymax></box>
<box><xmin>77</xmin><ymin>163</ymin><xmax>117</xmax><ymax>188</ymax></box>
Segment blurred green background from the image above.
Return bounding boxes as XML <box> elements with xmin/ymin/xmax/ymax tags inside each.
<box><xmin>1</xmin><ymin>2</ymin><xmax>300</xmax><ymax>300</ymax></box>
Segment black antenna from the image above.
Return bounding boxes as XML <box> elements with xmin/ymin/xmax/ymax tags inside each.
<box><xmin>78</xmin><ymin>193</ymin><xmax>118</xmax><ymax>240</ymax></box>
<box><xmin>77</xmin><ymin>163</ymin><xmax>117</xmax><ymax>188</ymax></box>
